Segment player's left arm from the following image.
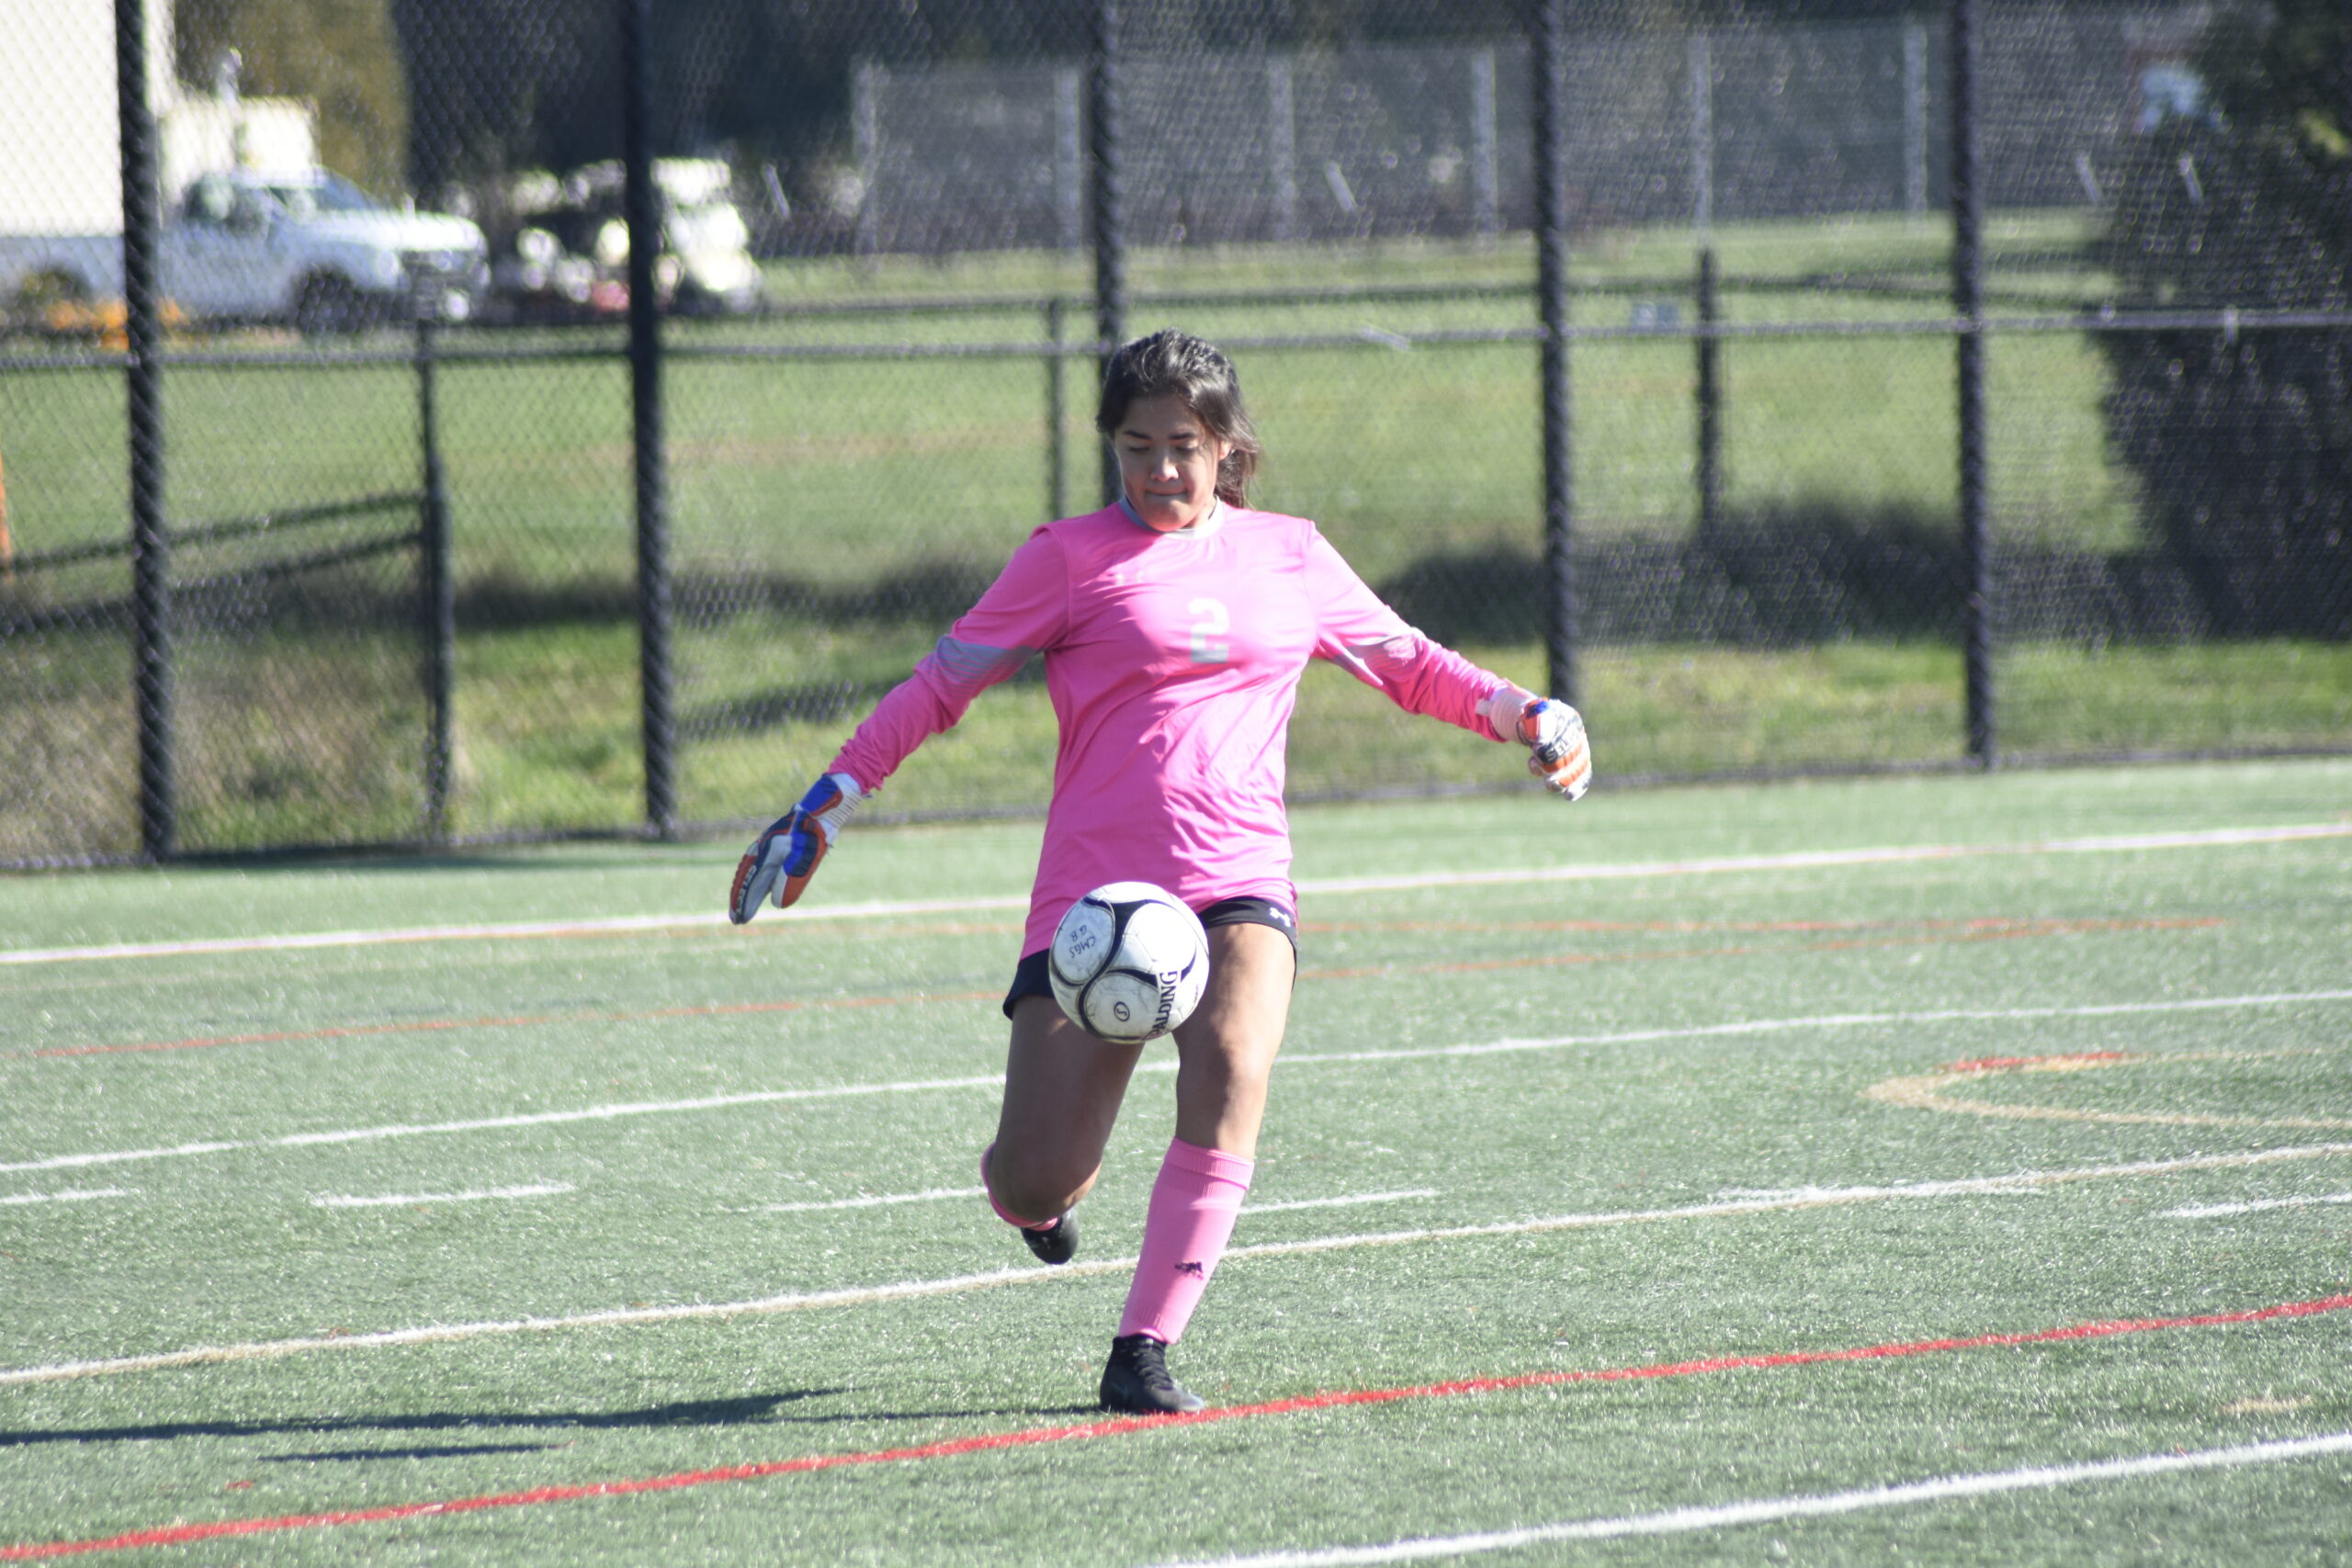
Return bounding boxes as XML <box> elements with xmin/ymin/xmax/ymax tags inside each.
<box><xmin>1302</xmin><ymin>529</ymin><xmax>1592</xmax><ymax>801</ymax></box>
<box><xmin>1475</xmin><ymin>685</ymin><xmax>1592</xmax><ymax>801</ymax></box>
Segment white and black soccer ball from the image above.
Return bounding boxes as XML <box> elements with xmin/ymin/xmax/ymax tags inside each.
<box><xmin>1047</xmin><ymin>882</ymin><xmax>1211</xmax><ymax>1044</ymax></box>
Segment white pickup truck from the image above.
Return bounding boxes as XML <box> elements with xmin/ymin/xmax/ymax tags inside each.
<box><xmin>0</xmin><ymin>168</ymin><xmax>489</xmax><ymax>335</ymax></box>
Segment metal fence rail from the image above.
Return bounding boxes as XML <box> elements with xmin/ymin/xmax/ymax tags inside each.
<box><xmin>1</xmin><ymin>0</ymin><xmax>2345</xmax><ymax>866</ymax></box>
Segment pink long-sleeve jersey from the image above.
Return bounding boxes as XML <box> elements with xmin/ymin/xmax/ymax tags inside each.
<box><xmin>832</xmin><ymin>502</ymin><xmax>1516</xmax><ymax>955</ymax></box>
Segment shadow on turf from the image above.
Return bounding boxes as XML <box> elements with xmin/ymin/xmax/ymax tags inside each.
<box><xmin>261</xmin><ymin>1441</ymin><xmax>564</xmax><ymax>1463</ymax></box>
<box><xmin>0</xmin><ymin>1390</ymin><xmax>853</xmax><ymax>1450</ymax></box>
<box><xmin>760</xmin><ymin>1402</ymin><xmax>1105</xmax><ymax>1425</ymax></box>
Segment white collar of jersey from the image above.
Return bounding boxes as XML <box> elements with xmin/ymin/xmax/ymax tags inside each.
<box><xmin>1117</xmin><ymin>493</ymin><xmax>1225</xmax><ymax>540</ymax></box>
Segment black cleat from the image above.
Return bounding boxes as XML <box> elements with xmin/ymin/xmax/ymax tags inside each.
<box><xmin>1099</xmin><ymin>1333</ymin><xmax>1205</xmax><ymax>1414</ymax></box>
<box><xmin>1021</xmin><ymin>1212</ymin><xmax>1078</xmax><ymax>1266</ymax></box>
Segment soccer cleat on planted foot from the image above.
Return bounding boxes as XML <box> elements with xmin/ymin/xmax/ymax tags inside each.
<box><xmin>1021</xmin><ymin>1212</ymin><xmax>1078</xmax><ymax>1266</ymax></box>
<box><xmin>1099</xmin><ymin>1333</ymin><xmax>1205</xmax><ymax>1415</ymax></box>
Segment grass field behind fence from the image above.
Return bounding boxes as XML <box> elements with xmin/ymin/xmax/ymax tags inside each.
<box><xmin>0</xmin><ymin>211</ymin><xmax>2126</xmax><ymax>561</ymax></box>
<box><xmin>4</xmin><ymin>211</ymin><xmax>2347</xmax><ymax>850</ymax></box>
<box><xmin>0</xmin><ymin>211</ymin><xmax>2115</xmax><ymax>574</ymax></box>
<box><xmin>1</xmin><ymin>761</ymin><xmax>2348</xmax><ymax>1562</ymax></box>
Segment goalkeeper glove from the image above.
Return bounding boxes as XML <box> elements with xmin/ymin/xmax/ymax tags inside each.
<box><xmin>1485</xmin><ymin>691</ymin><xmax>1591</xmax><ymax>801</ymax></box>
<box><xmin>729</xmin><ymin>773</ymin><xmax>865</xmax><ymax>923</ymax></box>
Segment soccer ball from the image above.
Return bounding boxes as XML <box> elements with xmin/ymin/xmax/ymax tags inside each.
<box><xmin>1048</xmin><ymin>882</ymin><xmax>1211</xmax><ymax>1044</ymax></box>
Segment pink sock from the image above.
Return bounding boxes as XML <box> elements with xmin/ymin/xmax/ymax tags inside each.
<box><xmin>1117</xmin><ymin>1137</ymin><xmax>1254</xmax><ymax>1344</ymax></box>
<box><xmin>979</xmin><ymin>1143</ymin><xmax>1057</xmax><ymax>1232</ymax></box>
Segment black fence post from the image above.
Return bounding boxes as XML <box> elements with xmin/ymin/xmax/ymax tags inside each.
<box><xmin>1534</xmin><ymin>0</ymin><xmax>1577</xmax><ymax>707</ymax></box>
<box><xmin>1695</xmin><ymin>245</ymin><xmax>1724</xmax><ymax>540</ymax></box>
<box><xmin>1951</xmin><ymin>0</ymin><xmax>1995</xmax><ymax>767</ymax></box>
<box><xmin>1090</xmin><ymin>0</ymin><xmax>1125</xmax><ymax>507</ymax></box>
<box><xmin>415</xmin><ymin>307</ymin><xmax>455</xmax><ymax>842</ymax></box>
<box><xmin>117</xmin><ymin>0</ymin><xmax>172</xmax><ymax>862</ymax></box>
<box><xmin>622</xmin><ymin>0</ymin><xmax>676</xmax><ymax>836</ymax></box>
<box><xmin>1046</xmin><ymin>295</ymin><xmax>1069</xmax><ymax>522</ymax></box>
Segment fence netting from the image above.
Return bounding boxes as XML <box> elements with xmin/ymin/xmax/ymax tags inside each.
<box><xmin>1</xmin><ymin>0</ymin><xmax>2344</xmax><ymax>863</ymax></box>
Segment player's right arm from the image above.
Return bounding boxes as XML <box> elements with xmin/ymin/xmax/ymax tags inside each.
<box><xmin>729</xmin><ymin>529</ymin><xmax>1072</xmax><ymax>921</ymax></box>
<box><xmin>730</xmin><ymin>773</ymin><xmax>865</xmax><ymax>922</ymax></box>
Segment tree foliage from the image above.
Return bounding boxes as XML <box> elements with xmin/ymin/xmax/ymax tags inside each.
<box><xmin>175</xmin><ymin>0</ymin><xmax>410</xmax><ymax>197</ymax></box>
<box><xmin>2098</xmin><ymin>0</ymin><xmax>2352</xmax><ymax>637</ymax></box>
<box><xmin>379</xmin><ymin>0</ymin><xmax>1723</xmax><ymax>203</ymax></box>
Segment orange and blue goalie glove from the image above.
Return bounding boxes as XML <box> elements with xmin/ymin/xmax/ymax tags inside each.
<box><xmin>1518</xmin><ymin>697</ymin><xmax>1592</xmax><ymax>799</ymax></box>
<box><xmin>1484</xmin><ymin>690</ymin><xmax>1592</xmax><ymax>801</ymax></box>
<box><xmin>729</xmin><ymin>773</ymin><xmax>865</xmax><ymax>923</ymax></box>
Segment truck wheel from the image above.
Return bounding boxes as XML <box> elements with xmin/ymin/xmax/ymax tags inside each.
<box><xmin>294</xmin><ymin>275</ymin><xmax>367</xmax><ymax>337</ymax></box>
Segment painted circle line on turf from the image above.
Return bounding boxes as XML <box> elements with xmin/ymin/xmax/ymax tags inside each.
<box><xmin>3</xmin><ymin>820</ymin><xmax>2342</xmax><ymax>968</ymax></box>
<box><xmin>8</xmin><ymin>1139</ymin><xmax>2352</xmax><ymax>1388</ymax></box>
<box><xmin>4</xmin><ymin>1294</ymin><xmax>2348</xmax><ymax>1562</ymax></box>
<box><xmin>1865</xmin><ymin>1047</ymin><xmax>2352</xmax><ymax>1131</ymax></box>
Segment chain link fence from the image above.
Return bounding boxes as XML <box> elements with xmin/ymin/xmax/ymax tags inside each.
<box><xmin>2</xmin><ymin>0</ymin><xmax>2346</xmax><ymax>864</ymax></box>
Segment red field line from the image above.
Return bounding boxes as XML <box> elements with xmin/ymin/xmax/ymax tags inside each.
<box><xmin>1940</xmin><ymin>1051</ymin><xmax>2134</xmax><ymax>1075</ymax></box>
<box><xmin>17</xmin><ymin>918</ymin><xmax>2219</xmax><ymax>1062</ymax></box>
<box><xmin>1314</xmin><ymin>917</ymin><xmax>2219</xmax><ymax>983</ymax></box>
<box><xmin>1311</xmin><ymin>915</ymin><xmax>2153</xmax><ymax>937</ymax></box>
<box><xmin>6</xmin><ymin>1291</ymin><xmax>2346</xmax><ymax>1561</ymax></box>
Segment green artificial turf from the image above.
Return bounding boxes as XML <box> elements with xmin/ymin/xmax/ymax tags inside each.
<box><xmin>2</xmin><ymin>760</ymin><xmax>2349</xmax><ymax>1562</ymax></box>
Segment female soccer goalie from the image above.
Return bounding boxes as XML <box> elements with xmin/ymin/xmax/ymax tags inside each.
<box><xmin>730</xmin><ymin>330</ymin><xmax>1592</xmax><ymax>1414</ymax></box>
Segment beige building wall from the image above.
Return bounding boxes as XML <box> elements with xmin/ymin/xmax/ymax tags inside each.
<box><xmin>0</xmin><ymin>0</ymin><xmax>175</xmax><ymax>232</ymax></box>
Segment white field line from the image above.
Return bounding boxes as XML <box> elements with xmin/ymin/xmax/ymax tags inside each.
<box><xmin>1242</xmin><ymin>1190</ymin><xmax>1439</xmax><ymax>1214</ymax></box>
<box><xmin>6</xmin><ymin>1141</ymin><xmax>2350</xmax><ymax>1388</ymax></box>
<box><xmin>6</xmin><ymin>821</ymin><xmax>2345</xmax><ymax>969</ymax></box>
<box><xmin>1295</xmin><ymin>821</ymin><xmax>2352</xmax><ymax>896</ymax></box>
<box><xmin>0</xmin><ymin>900</ymin><xmax>1020</xmax><ymax>967</ymax></box>
<box><xmin>311</xmin><ymin>1182</ymin><xmax>575</xmax><ymax>1209</ymax></box>
<box><xmin>0</xmin><ymin>1072</ymin><xmax>1001</xmax><ymax>1176</ymax></box>
<box><xmin>758</xmin><ymin>1187</ymin><xmax>1434</xmax><ymax>1215</ymax></box>
<box><xmin>1140</xmin><ymin>1431</ymin><xmax>2352</xmax><ymax>1568</ymax></box>
<box><xmin>9</xmin><ymin>990</ymin><xmax>2350</xmax><ymax>1178</ymax></box>
<box><xmin>1277</xmin><ymin>989</ymin><xmax>2352</xmax><ymax>1069</ymax></box>
<box><xmin>764</xmin><ymin>1187</ymin><xmax>985</xmax><ymax>1213</ymax></box>
<box><xmin>2165</xmin><ymin>1191</ymin><xmax>2352</xmax><ymax>1219</ymax></box>
<box><xmin>1718</xmin><ymin>1184</ymin><xmax>2051</xmax><ymax>1201</ymax></box>
<box><xmin>0</xmin><ymin>1187</ymin><xmax>133</xmax><ymax>1207</ymax></box>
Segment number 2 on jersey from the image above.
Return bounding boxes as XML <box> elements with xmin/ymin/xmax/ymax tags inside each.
<box><xmin>1187</xmin><ymin>597</ymin><xmax>1230</xmax><ymax>664</ymax></box>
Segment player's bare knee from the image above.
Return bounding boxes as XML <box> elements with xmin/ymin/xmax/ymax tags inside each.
<box><xmin>986</xmin><ymin>1144</ymin><xmax>1094</xmax><ymax>1224</ymax></box>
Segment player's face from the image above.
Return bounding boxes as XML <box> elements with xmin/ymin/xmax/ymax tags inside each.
<box><xmin>1114</xmin><ymin>394</ymin><xmax>1231</xmax><ymax>533</ymax></box>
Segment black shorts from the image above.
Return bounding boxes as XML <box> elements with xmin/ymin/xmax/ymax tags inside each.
<box><xmin>1001</xmin><ymin>896</ymin><xmax>1299</xmax><ymax>1020</ymax></box>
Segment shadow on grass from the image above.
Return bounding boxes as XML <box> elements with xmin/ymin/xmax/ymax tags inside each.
<box><xmin>261</xmin><ymin>1440</ymin><xmax>565</xmax><ymax>1463</ymax></box>
<box><xmin>1382</xmin><ymin>504</ymin><xmax>1967</xmax><ymax>648</ymax></box>
<box><xmin>29</xmin><ymin>503</ymin><xmax>2283</xmax><ymax>658</ymax></box>
<box><xmin>0</xmin><ymin>1391</ymin><xmax>1125</xmax><ymax>1453</ymax></box>
<box><xmin>0</xmin><ymin>1390</ymin><xmax>848</xmax><ymax>1450</ymax></box>
<box><xmin>758</xmin><ymin>1401</ymin><xmax>1104</xmax><ymax>1426</ymax></box>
